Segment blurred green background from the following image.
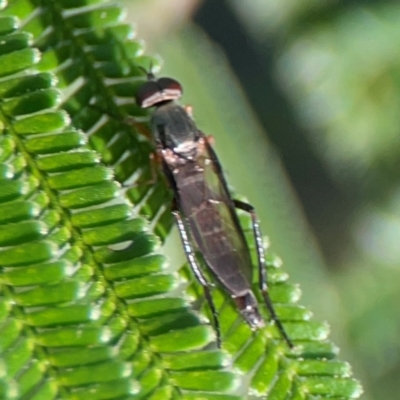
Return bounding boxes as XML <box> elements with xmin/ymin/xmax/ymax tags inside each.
<box><xmin>124</xmin><ymin>1</ymin><xmax>400</xmax><ymax>399</ymax></box>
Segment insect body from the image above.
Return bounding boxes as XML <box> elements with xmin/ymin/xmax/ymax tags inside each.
<box><xmin>136</xmin><ymin>75</ymin><xmax>292</xmax><ymax>348</ymax></box>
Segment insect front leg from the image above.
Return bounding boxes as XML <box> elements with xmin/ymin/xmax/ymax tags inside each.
<box><xmin>172</xmin><ymin>204</ymin><xmax>222</xmax><ymax>347</ymax></box>
<box><xmin>233</xmin><ymin>199</ymin><xmax>294</xmax><ymax>348</ymax></box>
<box><xmin>87</xmin><ymin>104</ymin><xmax>159</xmax><ymax>189</ymax></box>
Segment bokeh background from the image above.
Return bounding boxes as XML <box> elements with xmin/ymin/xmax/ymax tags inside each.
<box><xmin>124</xmin><ymin>1</ymin><xmax>400</xmax><ymax>399</ymax></box>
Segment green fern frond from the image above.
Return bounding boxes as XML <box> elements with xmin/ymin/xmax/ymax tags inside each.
<box><xmin>0</xmin><ymin>0</ymin><xmax>362</xmax><ymax>399</ymax></box>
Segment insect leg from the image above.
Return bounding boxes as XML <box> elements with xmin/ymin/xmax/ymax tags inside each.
<box><xmin>133</xmin><ymin>151</ymin><xmax>160</xmax><ymax>187</ymax></box>
<box><xmin>183</xmin><ymin>105</ymin><xmax>193</xmax><ymax>118</ymax></box>
<box><xmin>87</xmin><ymin>104</ymin><xmax>158</xmax><ymax>187</ymax></box>
<box><xmin>88</xmin><ymin>104</ymin><xmax>153</xmax><ymax>140</ymax></box>
<box><xmin>172</xmin><ymin>204</ymin><xmax>222</xmax><ymax>347</ymax></box>
<box><xmin>233</xmin><ymin>199</ymin><xmax>293</xmax><ymax>348</ymax></box>
<box><xmin>123</xmin><ymin>116</ymin><xmax>153</xmax><ymax>141</ymax></box>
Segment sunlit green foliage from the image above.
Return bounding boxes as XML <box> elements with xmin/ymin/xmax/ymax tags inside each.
<box><xmin>0</xmin><ymin>1</ymin><xmax>363</xmax><ymax>399</ymax></box>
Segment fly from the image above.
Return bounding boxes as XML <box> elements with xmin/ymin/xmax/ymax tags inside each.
<box><xmin>136</xmin><ymin>73</ymin><xmax>293</xmax><ymax>348</ymax></box>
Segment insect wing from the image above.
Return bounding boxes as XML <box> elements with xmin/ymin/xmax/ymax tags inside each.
<box><xmin>177</xmin><ymin>143</ymin><xmax>253</xmax><ymax>295</ymax></box>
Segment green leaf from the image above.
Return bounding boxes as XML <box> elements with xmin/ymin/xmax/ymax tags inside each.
<box><xmin>0</xmin><ymin>1</ymin><xmax>362</xmax><ymax>399</ymax></box>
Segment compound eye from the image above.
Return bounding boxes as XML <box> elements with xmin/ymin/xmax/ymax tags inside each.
<box><xmin>136</xmin><ymin>77</ymin><xmax>183</xmax><ymax>108</ymax></box>
<box><xmin>136</xmin><ymin>81</ymin><xmax>161</xmax><ymax>108</ymax></box>
<box><xmin>157</xmin><ymin>78</ymin><xmax>183</xmax><ymax>100</ymax></box>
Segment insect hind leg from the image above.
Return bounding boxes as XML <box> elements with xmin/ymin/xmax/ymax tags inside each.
<box><xmin>172</xmin><ymin>207</ymin><xmax>222</xmax><ymax>347</ymax></box>
<box><xmin>233</xmin><ymin>199</ymin><xmax>293</xmax><ymax>348</ymax></box>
